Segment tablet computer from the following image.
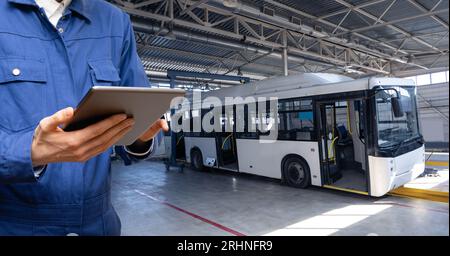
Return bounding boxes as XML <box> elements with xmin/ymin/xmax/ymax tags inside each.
<box><xmin>63</xmin><ymin>86</ymin><xmax>185</xmax><ymax>145</ymax></box>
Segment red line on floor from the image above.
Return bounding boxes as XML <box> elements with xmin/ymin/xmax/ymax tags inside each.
<box><xmin>134</xmin><ymin>190</ymin><xmax>246</xmax><ymax>236</ymax></box>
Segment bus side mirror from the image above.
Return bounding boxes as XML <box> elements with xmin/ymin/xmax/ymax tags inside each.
<box><xmin>391</xmin><ymin>97</ymin><xmax>404</xmax><ymax>118</ymax></box>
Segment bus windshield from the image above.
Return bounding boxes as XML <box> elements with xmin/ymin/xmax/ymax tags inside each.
<box><xmin>375</xmin><ymin>86</ymin><xmax>421</xmax><ymax>151</ymax></box>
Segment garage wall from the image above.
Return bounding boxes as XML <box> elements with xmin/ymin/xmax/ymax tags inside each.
<box><xmin>417</xmin><ymin>82</ymin><xmax>449</xmax><ymax>150</ymax></box>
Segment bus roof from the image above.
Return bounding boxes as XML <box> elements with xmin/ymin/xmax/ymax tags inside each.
<box><xmin>185</xmin><ymin>73</ymin><xmax>416</xmax><ymax>105</ymax></box>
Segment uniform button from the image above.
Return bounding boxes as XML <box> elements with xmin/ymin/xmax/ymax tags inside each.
<box><xmin>58</xmin><ymin>27</ymin><xmax>64</xmax><ymax>33</ymax></box>
<box><xmin>12</xmin><ymin>68</ymin><xmax>21</xmax><ymax>76</ymax></box>
<box><xmin>66</xmin><ymin>233</ymin><xmax>79</xmax><ymax>236</ymax></box>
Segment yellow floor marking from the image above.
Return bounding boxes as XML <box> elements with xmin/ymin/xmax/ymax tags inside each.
<box><xmin>323</xmin><ymin>185</ymin><xmax>369</xmax><ymax>196</ymax></box>
<box><xmin>389</xmin><ymin>186</ymin><xmax>449</xmax><ymax>203</ymax></box>
<box><xmin>426</xmin><ymin>161</ymin><xmax>449</xmax><ymax>167</ymax></box>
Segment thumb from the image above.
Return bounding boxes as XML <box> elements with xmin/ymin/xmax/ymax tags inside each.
<box><xmin>159</xmin><ymin>119</ymin><xmax>169</xmax><ymax>132</ymax></box>
<box><xmin>40</xmin><ymin>107</ymin><xmax>74</xmax><ymax>132</ymax></box>
<box><xmin>139</xmin><ymin>119</ymin><xmax>169</xmax><ymax>142</ymax></box>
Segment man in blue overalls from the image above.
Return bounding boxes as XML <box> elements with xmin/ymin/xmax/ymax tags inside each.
<box><xmin>0</xmin><ymin>0</ymin><xmax>168</xmax><ymax>235</ymax></box>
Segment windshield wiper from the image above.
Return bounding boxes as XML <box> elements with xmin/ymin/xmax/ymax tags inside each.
<box><xmin>393</xmin><ymin>135</ymin><xmax>422</xmax><ymax>155</ymax></box>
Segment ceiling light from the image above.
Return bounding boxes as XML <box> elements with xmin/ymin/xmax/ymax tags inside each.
<box><xmin>344</xmin><ymin>66</ymin><xmax>365</xmax><ymax>75</ymax></box>
<box><xmin>223</xmin><ymin>0</ymin><xmax>238</xmax><ymax>8</ymax></box>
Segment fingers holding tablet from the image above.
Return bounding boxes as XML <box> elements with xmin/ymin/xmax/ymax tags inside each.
<box><xmin>32</xmin><ymin>110</ymin><xmax>136</xmax><ymax>166</ymax></box>
<box><xmin>76</xmin><ymin>117</ymin><xmax>136</xmax><ymax>160</ymax></box>
<box><xmin>31</xmin><ymin>87</ymin><xmax>185</xmax><ymax>166</ymax></box>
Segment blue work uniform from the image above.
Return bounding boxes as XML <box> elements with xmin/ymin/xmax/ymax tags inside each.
<box><xmin>0</xmin><ymin>0</ymin><xmax>152</xmax><ymax>235</ymax></box>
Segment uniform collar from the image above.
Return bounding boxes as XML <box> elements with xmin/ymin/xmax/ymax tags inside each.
<box><xmin>8</xmin><ymin>0</ymin><xmax>92</xmax><ymax>22</ymax></box>
<box><xmin>68</xmin><ymin>0</ymin><xmax>92</xmax><ymax>22</ymax></box>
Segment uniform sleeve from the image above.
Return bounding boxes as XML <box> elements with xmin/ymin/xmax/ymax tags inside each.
<box><xmin>117</xmin><ymin>13</ymin><xmax>163</xmax><ymax>161</ymax></box>
<box><xmin>124</xmin><ymin>139</ymin><xmax>154</xmax><ymax>159</ymax></box>
<box><xmin>125</xmin><ymin>130</ymin><xmax>165</xmax><ymax>160</ymax></box>
<box><xmin>0</xmin><ymin>129</ymin><xmax>38</xmax><ymax>184</ymax></box>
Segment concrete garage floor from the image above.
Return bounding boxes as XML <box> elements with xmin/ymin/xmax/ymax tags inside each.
<box><xmin>405</xmin><ymin>152</ymin><xmax>449</xmax><ymax>192</ymax></box>
<box><xmin>111</xmin><ymin>160</ymin><xmax>449</xmax><ymax>236</ymax></box>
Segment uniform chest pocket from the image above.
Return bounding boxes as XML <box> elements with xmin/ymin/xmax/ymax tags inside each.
<box><xmin>0</xmin><ymin>58</ymin><xmax>46</xmax><ymax>132</ymax></box>
<box><xmin>88</xmin><ymin>60</ymin><xmax>121</xmax><ymax>87</ymax></box>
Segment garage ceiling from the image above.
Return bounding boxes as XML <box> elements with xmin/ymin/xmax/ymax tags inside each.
<box><xmin>109</xmin><ymin>0</ymin><xmax>449</xmax><ymax>84</ymax></box>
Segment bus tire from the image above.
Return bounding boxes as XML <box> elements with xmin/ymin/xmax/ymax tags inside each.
<box><xmin>191</xmin><ymin>149</ymin><xmax>204</xmax><ymax>171</ymax></box>
<box><xmin>282</xmin><ymin>156</ymin><xmax>311</xmax><ymax>189</ymax></box>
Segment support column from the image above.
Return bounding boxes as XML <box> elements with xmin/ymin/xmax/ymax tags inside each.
<box><xmin>282</xmin><ymin>47</ymin><xmax>289</xmax><ymax>76</ymax></box>
<box><xmin>282</xmin><ymin>30</ymin><xmax>289</xmax><ymax>76</ymax></box>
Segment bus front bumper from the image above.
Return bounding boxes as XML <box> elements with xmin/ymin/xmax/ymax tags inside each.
<box><xmin>368</xmin><ymin>145</ymin><xmax>425</xmax><ymax>197</ymax></box>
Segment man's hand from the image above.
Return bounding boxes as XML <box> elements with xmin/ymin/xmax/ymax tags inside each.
<box><xmin>31</xmin><ymin>107</ymin><xmax>135</xmax><ymax>167</ymax></box>
<box><xmin>137</xmin><ymin>119</ymin><xmax>169</xmax><ymax>143</ymax></box>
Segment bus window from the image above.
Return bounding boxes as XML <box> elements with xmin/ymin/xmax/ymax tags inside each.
<box><xmin>223</xmin><ymin>106</ymin><xmax>234</xmax><ymax>133</ymax></box>
<box><xmin>186</xmin><ymin>109</ymin><xmax>200</xmax><ymax>137</ymax></box>
<box><xmin>236</xmin><ymin>104</ymin><xmax>258</xmax><ymax>139</ymax></box>
<box><xmin>286</xmin><ymin>101</ymin><xmax>294</xmax><ymax>111</ymax></box>
<box><xmin>278</xmin><ymin>98</ymin><xmax>314</xmax><ymax>141</ymax></box>
<box><xmin>279</xmin><ymin>112</ymin><xmax>314</xmax><ymax>140</ymax></box>
<box><xmin>335</xmin><ymin>101</ymin><xmax>348</xmax><ymax>131</ymax></box>
<box><xmin>293</xmin><ymin>100</ymin><xmax>301</xmax><ymax>110</ymax></box>
<box><xmin>300</xmin><ymin>99</ymin><xmax>312</xmax><ymax>110</ymax></box>
<box><xmin>200</xmin><ymin>108</ymin><xmax>217</xmax><ymax>136</ymax></box>
<box><xmin>258</xmin><ymin>100</ymin><xmax>275</xmax><ymax>136</ymax></box>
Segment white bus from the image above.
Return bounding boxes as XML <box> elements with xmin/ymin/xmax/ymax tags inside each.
<box><xmin>165</xmin><ymin>73</ymin><xmax>425</xmax><ymax>197</ymax></box>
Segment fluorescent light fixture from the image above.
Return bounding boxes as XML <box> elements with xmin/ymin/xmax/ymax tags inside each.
<box><xmin>223</xmin><ymin>0</ymin><xmax>238</xmax><ymax>8</ymax></box>
<box><xmin>344</xmin><ymin>66</ymin><xmax>365</xmax><ymax>75</ymax></box>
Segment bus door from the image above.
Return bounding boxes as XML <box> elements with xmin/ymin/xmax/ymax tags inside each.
<box><xmin>318</xmin><ymin>103</ymin><xmax>339</xmax><ymax>184</ymax></box>
<box><xmin>217</xmin><ymin>132</ymin><xmax>238</xmax><ymax>170</ymax></box>
<box><xmin>175</xmin><ymin>131</ymin><xmax>186</xmax><ymax>160</ymax></box>
<box><xmin>216</xmin><ymin>106</ymin><xmax>238</xmax><ymax>171</ymax></box>
<box><xmin>317</xmin><ymin>99</ymin><xmax>369</xmax><ymax>193</ymax></box>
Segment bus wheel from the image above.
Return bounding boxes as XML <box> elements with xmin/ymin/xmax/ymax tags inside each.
<box><xmin>283</xmin><ymin>157</ymin><xmax>311</xmax><ymax>188</ymax></box>
<box><xmin>191</xmin><ymin>150</ymin><xmax>204</xmax><ymax>171</ymax></box>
